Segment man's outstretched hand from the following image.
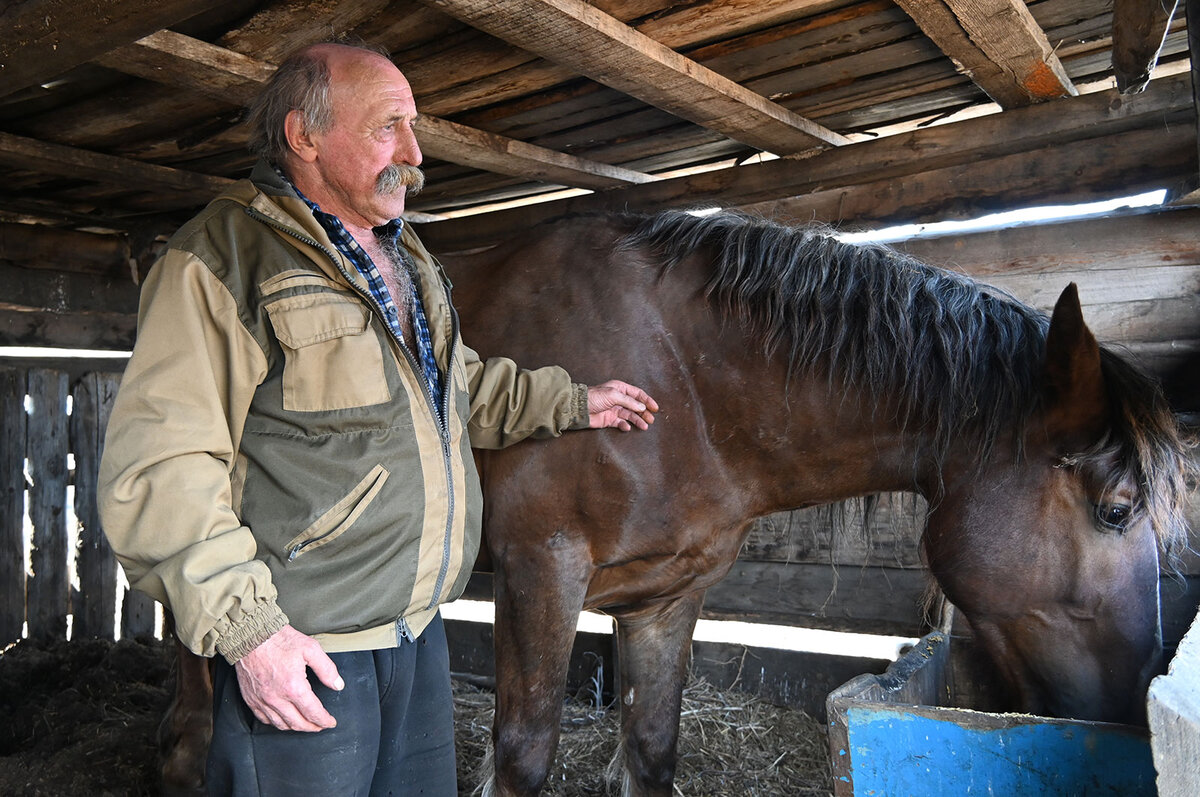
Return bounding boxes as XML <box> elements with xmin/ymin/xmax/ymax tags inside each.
<box><xmin>587</xmin><ymin>380</ymin><xmax>659</xmax><ymax>431</ymax></box>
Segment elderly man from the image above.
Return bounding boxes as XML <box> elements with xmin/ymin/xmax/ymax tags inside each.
<box><xmin>98</xmin><ymin>42</ymin><xmax>657</xmax><ymax>794</ymax></box>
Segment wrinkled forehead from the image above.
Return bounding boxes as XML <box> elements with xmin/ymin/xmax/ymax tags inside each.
<box><xmin>325</xmin><ymin>49</ymin><xmax>416</xmax><ymax>119</ymax></box>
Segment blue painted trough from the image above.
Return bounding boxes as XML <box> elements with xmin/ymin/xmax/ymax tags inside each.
<box><xmin>826</xmin><ymin>631</ymin><xmax>1156</xmax><ymax>796</ymax></box>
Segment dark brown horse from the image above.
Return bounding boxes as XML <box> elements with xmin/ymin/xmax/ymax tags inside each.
<box><xmin>442</xmin><ymin>211</ymin><xmax>1194</xmax><ymax>796</ymax></box>
<box><xmin>161</xmin><ymin>210</ymin><xmax>1194</xmax><ymax>796</ymax></box>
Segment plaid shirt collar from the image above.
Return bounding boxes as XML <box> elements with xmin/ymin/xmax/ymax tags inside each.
<box><xmin>275</xmin><ymin>166</ymin><xmax>445</xmax><ymax>421</ymax></box>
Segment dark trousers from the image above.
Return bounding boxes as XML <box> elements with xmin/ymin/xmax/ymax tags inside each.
<box><xmin>206</xmin><ymin>614</ymin><xmax>457</xmax><ymax>796</ymax></box>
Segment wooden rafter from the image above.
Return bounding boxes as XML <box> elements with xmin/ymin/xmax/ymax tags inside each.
<box><xmin>894</xmin><ymin>0</ymin><xmax>1075</xmax><ymax>107</ymax></box>
<box><xmin>0</xmin><ymin>0</ymin><xmax>215</xmax><ymax>100</ymax></box>
<box><xmin>96</xmin><ymin>31</ymin><xmax>654</xmax><ymax>191</ymax></box>
<box><xmin>0</xmin><ymin>131</ymin><xmax>234</xmax><ymax>197</ymax></box>
<box><xmin>416</xmin><ymin>0</ymin><xmax>849</xmax><ymax>154</ymax></box>
<box><xmin>1112</xmin><ymin>0</ymin><xmax>1181</xmax><ymax>92</ymax></box>
<box><xmin>415</xmin><ymin>73</ymin><xmax>1195</xmax><ymax>253</ymax></box>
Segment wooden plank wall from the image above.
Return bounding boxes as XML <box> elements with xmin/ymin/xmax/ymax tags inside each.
<box><xmin>1</xmin><ymin>207</ymin><xmax>1197</xmax><ymax>715</ymax></box>
<box><xmin>0</xmin><ymin>366</ymin><xmax>158</xmax><ymax>645</ymax></box>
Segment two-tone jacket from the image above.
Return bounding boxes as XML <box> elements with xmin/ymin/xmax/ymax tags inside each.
<box><xmin>98</xmin><ymin>162</ymin><xmax>588</xmax><ymax>663</ymax></box>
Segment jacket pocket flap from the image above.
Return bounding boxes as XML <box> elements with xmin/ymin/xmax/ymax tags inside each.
<box><xmin>267</xmin><ymin>294</ymin><xmax>371</xmax><ymax>348</ymax></box>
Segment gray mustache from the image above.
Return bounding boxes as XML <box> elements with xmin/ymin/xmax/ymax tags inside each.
<box><xmin>376</xmin><ymin>164</ymin><xmax>425</xmax><ymax>196</ymax></box>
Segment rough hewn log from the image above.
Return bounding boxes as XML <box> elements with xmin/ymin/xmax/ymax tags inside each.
<box><xmin>1112</xmin><ymin>0</ymin><xmax>1180</xmax><ymax>92</ymax></box>
<box><xmin>417</xmin><ymin>74</ymin><xmax>1196</xmax><ymax>252</ymax></box>
<box><xmin>418</xmin><ymin>0</ymin><xmax>849</xmax><ymax>152</ymax></box>
<box><xmin>0</xmin><ymin>131</ymin><xmax>233</xmax><ymax>197</ymax></box>
<box><xmin>0</xmin><ymin>223</ymin><xmax>130</xmax><ymax>275</ymax></box>
<box><xmin>0</xmin><ymin>0</ymin><xmax>215</xmax><ymax>99</ymax></box>
<box><xmin>895</xmin><ymin>0</ymin><xmax>1075</xmax><ymax>106</ymax></box>
<box><xmin>0</xmin><ymin>308</ymin><xmax>137</xmax><ymax>351</ymax></box>
<box><xmin>0</xmin><ymin>263</ymin><xmax>140</xmax><ymax>315</ymax></box>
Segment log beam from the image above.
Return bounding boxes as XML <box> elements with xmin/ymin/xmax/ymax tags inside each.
<box><xmin>416</xmin><ymin>73</ymin><xmax>1195</xmax><ymax>252</ymax></box>
<box><xmin>0</xmin><ymin>131</ymin><xmax>233</xmax><ymax>198</ymax></box>
<box><xmin>1113</xmin><ymin>0</ymin><xmax>1181</xmax><ymax>93</ymax></box>
<box><xmin>97</xmin><ymin>31</ymin><xmax>655</xmax><ymax>191</ymax></box>
<box><xmin>894</xmin><ymin>0</ymin><xmax>1075</xmax><ymax>106</ymax></box>
<box><xmin>417</xmin><ymin>0</ymin><xmax>849</xmax><ymax>153</ymax></box>
<box><xmin>0</xmin><ymin>0</ymin><xmax>214</xmax><ymax>99</ymax></box>
<box><xmin>0</xmin><ymin>223</ymin><xmax>131</xmax><ymax>275</ymax></box>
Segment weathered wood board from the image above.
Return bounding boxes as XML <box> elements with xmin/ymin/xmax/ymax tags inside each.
<box><xmin>1148</xmin><ymin>609</ymin><xmax>1200</xmax><ymax>797</ymax></box>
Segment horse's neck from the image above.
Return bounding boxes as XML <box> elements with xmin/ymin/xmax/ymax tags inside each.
<box><xmin>685</xmin><ymin>336</ymin><xmax>938</xmax><ymax>516</ymax></box>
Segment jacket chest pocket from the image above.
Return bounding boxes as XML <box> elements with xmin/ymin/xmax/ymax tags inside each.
<box><xmin>266</xmin><ymin>293</ymin><xmax>391</xmax><ymax>412</ymax></box>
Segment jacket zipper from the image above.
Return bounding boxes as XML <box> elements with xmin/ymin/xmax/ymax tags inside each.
<box><xmin>246</xmin><ymin>206</ymin><xmax>460</xmax><ymax>620</ymax></box>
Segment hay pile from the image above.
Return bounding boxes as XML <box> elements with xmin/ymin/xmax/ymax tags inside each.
<box><xmin>453</xmin><ymin>676</ymin><xmax>832</xmax><ymax>796</ymax></box>
<box><xmin>0</xmin><ymin>637</ymin><xmax>832</xmax><ymax>795</ymax></box>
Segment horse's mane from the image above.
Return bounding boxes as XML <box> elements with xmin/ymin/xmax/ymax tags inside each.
<box><xmin>620</xmin><ymin>210</ymin><xmax>1195</xmax><ymax>555</ymax></box>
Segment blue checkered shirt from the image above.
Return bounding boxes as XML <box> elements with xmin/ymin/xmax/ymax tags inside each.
<box><xmin>281</xmin><ymin>171</ymin><xmax>445</xmax><ymax>422</ymax></box>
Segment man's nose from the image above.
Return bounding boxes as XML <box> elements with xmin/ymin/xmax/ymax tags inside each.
<box><xmin>396</xmin><ymin>124</ymin><xmax>422</xmax><ymax>167</ymax></box>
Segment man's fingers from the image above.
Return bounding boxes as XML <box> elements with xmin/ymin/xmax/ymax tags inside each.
<box><xmin>306</xmin><ymin>647</ymin><xmax>345</xmax><ymax>692</ymax></box>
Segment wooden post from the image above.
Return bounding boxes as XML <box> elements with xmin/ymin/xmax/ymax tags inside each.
<box><xmin>25</xmin><ymin>368</ymin><xmax>69</xmax><ymax>640</ymax></box>
<box><xmin>70</xmin><ymin>372</ymin><xmax>121</xmax><ymax>639</ymax></box>
<box><xmin>121</xmin><ymin>588</ymin><xmax>159</xmax><ymax>641</ymax></box>
<box><xmin>0</xmin><ymin>368</ymin><xmax>27</xmax><ymax>643</ymax></box>
<box><xmin>1188</xmin><ymin>0</ymin><xmax>1200</xmax><ymax>174</ymax></box>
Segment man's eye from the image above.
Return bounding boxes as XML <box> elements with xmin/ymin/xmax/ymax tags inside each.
<box><xmin>1094</xmin><ymin>503</ymin><xmax>1133</xmax><ymax>532</ymax></box>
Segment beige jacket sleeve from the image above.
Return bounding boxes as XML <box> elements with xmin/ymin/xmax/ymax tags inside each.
<box><xmin>462</xmin><ymin>341</ymin><xmax>590</xmax><ymax>450</ymax></box>
<box><xmin>98</xmin><ymin>251</ymin><xmax>285</xmax><ymax>662</ymax></box>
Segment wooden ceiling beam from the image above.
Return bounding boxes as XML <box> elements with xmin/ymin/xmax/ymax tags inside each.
<box><xmin>0</xmin><ymin>0</ymin><xmax>215</xmax><ymax>100</ymax></box>
<box><xmin>95</xmin><ymin>31</ymin><xmax>275</xmax><ymax>107</ymax></box>
<box><xmin>893</xmin><ymin>0</ymin><xmax>1075</xmax><ymax>107</ymax></box>
<box><xmin>415</xmin><ymin>73</ymin><xmax>1194</xmax><ymax>253</ymax></box>
<box><xmin>416</xmin><ymin>0</ymin><xmax>849</xmax><ymax>154</ymax></box>
<box><xmin>1112</xmin><ymin>0</ymin><xmax>1181</xmax><ymax>93</ymax></box>
<box><xmin>97</xmin><ymin>31</ymin><xmax>654</xmax><ymax>191</ymax></box>
<box><xmin>0</xmin><ymin>131</ymin><xmax>234</xmax><ymax>197</ymax></box>
<box><xmin>412</xmin><ymin>115</ymin><xmax>655</xmax><ymax>189</ymax></box>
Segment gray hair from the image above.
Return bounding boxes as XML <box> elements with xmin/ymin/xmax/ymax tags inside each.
<box><xmin>246</xmin><ymin>48</ymin><xmax>334</xmax><ymax>165</ymax></box>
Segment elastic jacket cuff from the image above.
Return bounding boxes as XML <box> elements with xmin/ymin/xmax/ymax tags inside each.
<box><xmin>215</xmin><ymin>601</ymin><xmax>290</xmax><ymax>665</ymax></box>
<box><xmin>567</xmin><ymin>383</ymin><xmax>590</xmax><ymax>430</ymax></box>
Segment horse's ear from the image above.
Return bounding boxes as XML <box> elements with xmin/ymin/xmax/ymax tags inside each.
<box><xmin>1041</xmin><ymin>283</ymin><xmax>1108</xmax><ymax>447</ymax></box>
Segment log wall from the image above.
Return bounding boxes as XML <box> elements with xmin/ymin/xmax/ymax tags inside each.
<box><xmin>2</xmin><ymin>206</ymin><xmax>1198</xmax><ymax>714</ymax></box>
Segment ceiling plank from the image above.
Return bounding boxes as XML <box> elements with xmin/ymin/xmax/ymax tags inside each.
<box><xmin>413</xmin><ymin>115</ymin><xmax>655</xmax><ymax>189</ymax></box>
<box><xmin>416</xmin><ymin>0</ymin><xmax>850</xmax><ymax>153</ymax></box>
<box><xmin>415</xmin><ymin>73</ymin><xmax>1194</xmax><ymax>252</ymax></box>
<box><xmin>1112</xmin><ymin>0</ymin><xmax>1181</xmax><ymax>92</ymax></box>
<box><xmin>95</xmin><ymin>31</ymin><xmax>275</xmax><ymax>107</ymax></box>
<box><xmin>0</xmin><ymin>0</ymin><xmax>215</xmax><ymax>100</ymax></box>
<box><xmin>97</xmin><ymin>31</ymin><xmax>654</xmax><ymax>190</ymax></box>
<box><xmin>893</xmin><ymin>0</ymin><xmax>1075</xmax><ymax>106</ymax></box>
<box><xmin>0</xmin><ymin>131</ymin><xmax>234</xmax><ymax>197</ymax></box>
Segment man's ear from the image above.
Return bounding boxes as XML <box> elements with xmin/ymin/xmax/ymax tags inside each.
<box><xmin>284</xmin><ymin>109</ymin><xmax>319</xmax><ymax>163</ymax></box>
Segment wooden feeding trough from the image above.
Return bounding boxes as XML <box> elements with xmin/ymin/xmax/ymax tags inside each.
<box><xmin>827</xmin><ymin>631</ymin><xmax>1157</xmax><ymax>796</ymax></box>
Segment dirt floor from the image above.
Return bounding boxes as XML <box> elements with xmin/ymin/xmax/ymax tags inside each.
<box><xmin>0</xmin><ymin>636</ymin><xmax>832</xmax><ymax>796</ymax></box>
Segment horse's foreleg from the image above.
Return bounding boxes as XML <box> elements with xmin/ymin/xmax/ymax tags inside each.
<box><xmin>612</xmin><ymin>591</ymin><xmax>705</xmax><ymax>797</ymax></box>
<box><xmin>490</xmin><ymin>561</ymin><xmax>590</xmax><ymax>796</ymax></box>
<box><xmin>158</xmin><ymin>628</ymin><xmax>214</xmax><ymax>795</ymax></box>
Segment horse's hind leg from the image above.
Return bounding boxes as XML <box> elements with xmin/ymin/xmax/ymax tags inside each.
<box><xmin>612</xmin><ymin>591</ymin><xmax>705</xmax><ymax>797</ymax></box>
<box><xmin>490</xmin><ymin>554</ymin><xmax>590</xmax><ymax>796</ymax></box>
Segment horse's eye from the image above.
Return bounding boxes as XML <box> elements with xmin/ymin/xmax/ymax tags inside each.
<box><xmin>1094</xmin><ymin>503</ymin><xmax>1133</xmax><ymax>532</ymax></box>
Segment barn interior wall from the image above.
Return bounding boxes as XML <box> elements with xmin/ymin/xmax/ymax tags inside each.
<box><xmin>2</xmin><ymin>203</ymin><xmax>1198</xmax><ymax>713</ymax></box>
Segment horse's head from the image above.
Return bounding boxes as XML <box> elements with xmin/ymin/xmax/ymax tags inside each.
<box><xmin>923</xmin><ymin>284</ymin><xmax>1192</xmax><ymax>725</ymax></box>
